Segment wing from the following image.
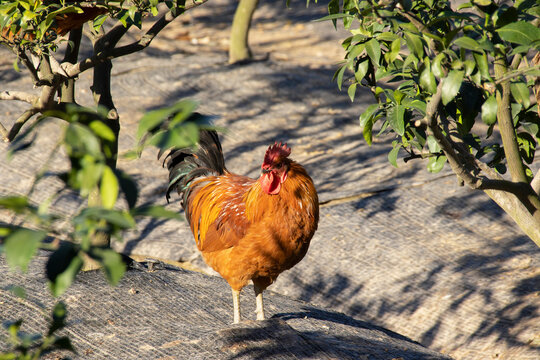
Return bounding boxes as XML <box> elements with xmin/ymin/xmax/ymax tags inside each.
<box><xmin>186</xmin><ymin>173</ymin><xmax>254</xmax><ymax>252</ymax></box>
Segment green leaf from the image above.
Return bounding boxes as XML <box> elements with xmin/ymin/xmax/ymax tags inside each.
<box><xmin>48</xmin><ymin>302</ymin><xmax>68</xmax><ymax>336</ymax></box>
<box><xmin>517</xmin><ymin>132</ymin><xmax>536</xmax><ymax>164</ymax></box>
<box><xmin>481</xmin><ymin>95</ymin><xmax>498</xmax><ymax>125</ymax></box>
<box><xmin>426</xmin><ymin>135</ymin><xmax>441</xmax><ymax>153</ymax></box>
<box><xmin>355</xmin><ymin>60</ymin><xmax>369</xmax><ymax>82</ymax></box>
<box><xmin>497</xmin><ymin>21</ymin><xmax>540</xmax><ymax>46</ymax></box>
<box><xmin>137</xmin><ymin>101</ymin><xmax>198</xmax><ymax>140</ymax></box>
<box><xmin>0</xmin><ymin>196</ymin><xmax>33</xmax><ymax>214</ymax></box>
<box><xmin>464</xmin><ymin>59</ymin><xmax>476</xmax><ymax>77</ymax></box>
<box><xmin>473</xmin><ymin>52</ymin><xmax>490</xmax><ymax>79</ymax></box>
<box><xmin>359</xmin><ymin>104</ymin><xmax>379</xmax><ymax>146</ymax></box>
<box><xmin>365</xmin><ymin>38</ymin><xmax>381</xmax><ymax>65</ymax></box>
<box><xmin>388</xmin><ymin>145</ymin><xmax>401</xmax><ymax>167</ymax></box>
<box><xmin>453</xmin><ymin>36</ymin><xmax>482</xmax><ymax>52</ymax></box>
<box><xmin>89</xmin><ymin>248</ymin><xmax>126</xmax><ymax>286</ymax></box>
<box><xmin>363</xmin><ymin>116</ymin><xmax>374</xmax><ymax>146</ymax></box>
<box><xmin>427</xmin><ymin>155</ymin><xmax>447</xmax><ymax>173</ymax></box>
<box><xmin>334</xmin><ymin>65</ymin><xmax>347</xmax><ymax>91</ymax></box>
<box><xmin>510</xmin><ymin>82</ymin><xmax>531</xmax><ymax>109</ymax></box>
<box><xmin>327</xmin><ymin>0</ymin><xmax>340</xmax><ymax>28</ymax></box>
<box><xmin>441</xmin><ymin>70</ymin><xmax>464</xmax><ymax>105</ymax></box>
<box><xmin>47</xmin><ymin>243</ymin><xmax>82</xmax><ymax>297</ymax></box>
<box><xmin>75</xmin><ymin>208</ymin><xmax>136</xmax><ymax>230</ymax></box>
<box><xmin>100</xmin><ymin>166</ymin><xmax>119</xmax><ymax>209</ymax></box>
<box><xmin>420</xmin><ymin>63</ymin><xmax>437</xmax><ymax>94</ymax></box>
<box><xmin>4</xmin><ymin>229</ymin><xmax>46</xmax><ymax>272</ymax></box>
<box><xmin>89</xmin><ymin>121</ymin><xmax>116</xmax><ymax>142</ymax></box>
<box><xmin>388</xmin><ymin>104</ymin><xmax>405</xmax><ymax>136</ymax></box>
<box><xmin>432</xmin><ymin>53</ymin><xmax>446</xmax><ymax>79</ymax></box>
<box><xmin>405</xmin><ymin>33</ymin><xmax>424</xmax><ymax>59</ymax></box>
<box><xmin>65</xmin><ymin>123</ymin><xmax>102</xmax><ymax>158</ymax></box>
<box><xmin>132</xmin><ymin>205</ymin><xmax>183</xmax><ymax>220</ymax></box>
<box><xmin>348</xmin><ymin>83</ymin><xmax>357</xmax><ymax>102</ymax></box>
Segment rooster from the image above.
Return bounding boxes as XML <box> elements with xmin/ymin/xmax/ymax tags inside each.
<box><xmin>164</xmin><ymin>130</ymin><xmax>319</xmax><ymax>323</ymax></box>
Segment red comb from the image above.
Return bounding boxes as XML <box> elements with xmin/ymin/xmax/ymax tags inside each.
<box><xmin>263</xmin><ymin>141</ymin><xmax>291</xmax><ymax>166</ymax></box>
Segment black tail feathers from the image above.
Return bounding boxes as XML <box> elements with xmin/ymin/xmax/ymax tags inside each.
<box><xmin>163</xmin><ymin>130</ymin><xmax>225</xmax><ymax>204</ymax></box>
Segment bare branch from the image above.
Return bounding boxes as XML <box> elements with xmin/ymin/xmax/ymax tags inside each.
<box><xmin>17</xmin><ymin>50</ymin><xmax>42</xmax><ymax>85</ymax></box>
<box><xmin>495</xmin><ymin>64</ymin><xmax>540</xmax><ymax>85</ymax></box>
<box><xmin>0</xmin><ymin>91</ymin><xmax>38</xmax><ymax>104</ymax></box>
<box><xmin>7</xmin><ymin>108</ymin><xmax>39</xmax><ymax>141</ymax></box>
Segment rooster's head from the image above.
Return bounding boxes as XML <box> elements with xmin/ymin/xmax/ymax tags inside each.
<box><xmin>260</xmin><ymin>142</ymin><xmax>291</xmax><ymax>195</ymax></box>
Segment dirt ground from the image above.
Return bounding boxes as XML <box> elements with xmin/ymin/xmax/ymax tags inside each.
<box><xmin>1</xmin><ymin>0</ymin><xmax>539</xmax><ymax>359</ymax></box>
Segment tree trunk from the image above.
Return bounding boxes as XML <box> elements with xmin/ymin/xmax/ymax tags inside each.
<box><xmin>229</xmin><ymin>0</ymin><xmax>259</xmax><ymax>64</ymax></box>
<box><xmin>86</xmin><ymin>36</ymin><xmax>121</xmax><ymax>253</ymax></box>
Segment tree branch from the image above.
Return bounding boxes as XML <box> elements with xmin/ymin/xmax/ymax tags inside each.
<box><xmin>0</xmin><ymin>91</ymin><xmax>38</xmax><ymax>104</ymax></box>
<box><xmin>494</xmin><ymin>54</ymin><xmax>528</xmax><ymax>184</ymax></box>
<box><xmin>62</xmin><ymin>0</ymin><xmax>208</xmax><ymax>77</ymax></box>
<box><xmin>7</xmin><ymin>108</ymin><xmax>39</xmax><ymax>141</ymax></box>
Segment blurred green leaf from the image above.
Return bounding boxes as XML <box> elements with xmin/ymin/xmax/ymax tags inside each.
<box><xmin>4</xmin><ymin>229</ymin><xmax>46</xmax><ymax>272</ymax></box>
<box><xmin>48</xmin><ymin>302</ymin><xmax>68</xmax><ymax>336</ymax></box>
<box><xmin>75</xmin><ymin>207</ymin><xmax>136</xmax><ymax>230</ymax></box>
<box><xmin>0</xmin><ymin>196</ymin><xmax>33</xmax><ymax>214</ymax></box>
<box><xmin>89</xmin><ymin>121</ymin><xmax>116</xmax><ymax>142</ymax></box>
<box><xmin>89</xmin><ymin>248</ymin><xmax>126</xmax><ymax>286</ymax></box>
<box><xmin>132</xmin><ymin>205</ymin><xmax>183</xmax><ymax>220</ymax></box>
<box><xmin>65</xmin><ymin>123</ymin><xmax>102</xmax><ymax>159</ymax></box>
<box><xmin>100</xmin><ymin>166</ymin><xmax>119</xmax><ymax>209</ymax></box>
<box><xmin>47</xmin><ymin>243</ymin><xmax>82</xmax><ymax>297</ymax></box>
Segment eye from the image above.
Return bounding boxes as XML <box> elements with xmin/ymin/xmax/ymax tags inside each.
<box><xmin>275</xmin><ymin>162</ymin><xmax>282</xmax><ymax>169</ymax></box>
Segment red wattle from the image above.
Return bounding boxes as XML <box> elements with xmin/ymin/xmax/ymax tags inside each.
<box><xmin>261</xmin><ymin>172</ymin><xmax>282</xmax><ymax>195</ymax></box>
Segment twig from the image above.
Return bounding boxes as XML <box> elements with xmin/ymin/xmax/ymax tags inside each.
<box><xmin>495</xmin><ymin>64</ymin><xmax>540</xmax><ymax>85</ymax></box>
<box><xmin>7</xmin><ymin>109</ymin><xmax>39</xmax><ymax>141</ymax></box>
<box><xmin>0</xmin><ymin>91</ymin><xmax>39</xmax><ymax>104</ymax></box>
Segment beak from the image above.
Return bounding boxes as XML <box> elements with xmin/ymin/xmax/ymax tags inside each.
<box><xmin>261</xmin><ymin>168</ymin><xmax>271</xmax><ymax>174</ymax></box>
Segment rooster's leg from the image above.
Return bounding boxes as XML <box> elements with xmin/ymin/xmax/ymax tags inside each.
<box><xmin>254</xmin><ymin>284</ymin><xmax>265</xmax><ymax>321</ymax></box>
<box><xmin>232</xmin><ymin>289</ymin><xmax>241</xmax><ymax>324</ymax></box>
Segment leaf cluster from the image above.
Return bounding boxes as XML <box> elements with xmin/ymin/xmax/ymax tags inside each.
<box><xmin>1</xmin><ymin>300</ymin><xmax>73</xmax><ymax>360</ymax></box>
<box><xmin>0</xmin><ymin>0</ymin><xmax>184</xmax><ymax>53</ymax></box>
<box><xmin>1</xmin><ymin>100</ymin><xmax>206</xmax><ymax>356</ymax></box>
<box><xmin>327</xmin><ymin>0</ymin><xmax>540</xmax><ymax>175</ymax></box>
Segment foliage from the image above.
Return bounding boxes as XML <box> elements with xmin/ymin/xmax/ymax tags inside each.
<box><xmin>0</xmin><ymin>299</ymin><xmax>73</xmax><ymax>360</ymax></box>
<box><xmin>328</xmin><ymin>0</ymin><xmax>539</xmax><ymax>172</ymax></box>
<box><xmin>0</xmin><ymin>0</ymin><xmax>208</xmax><ymax>143</ymax></box>
<box><xmin>322</xmin><ymin>0</ymin><xmax>540</xmax><ymax>244</ymax></box>
<box><xmin>0</xmin><ymin>100</ymin><xmax>209</xmax><ymax>357</ymax></box>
